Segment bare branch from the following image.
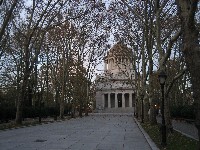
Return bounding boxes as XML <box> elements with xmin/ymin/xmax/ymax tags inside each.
<box><xmin>0</xmin><ymin>0</ymin><xmax>18</xmax><ymax>42</ymax></box>
<box><xmin>166</xmin><ymin>67</ymin><xmax>187</xmax><ymax>96</ymax></box>
<box><xmin>162</xmin><ymin>29</ymin><xmax>182</xmax><ymax>66</ymax></box>
<box><xmin>120</xmin><ymin>0</ymin><xmax>155</xmax><ymax>35</ymax></box>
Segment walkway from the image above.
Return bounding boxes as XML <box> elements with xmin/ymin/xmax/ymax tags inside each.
<box><xmin>157</xmin><ymin>117</ymin><xmax>198</xmax><ymax>140</ymax></box>
<box><xmin>0</xmin><ymin>114</ymin><xmax>152</xmax><ymax>150</ymax></box>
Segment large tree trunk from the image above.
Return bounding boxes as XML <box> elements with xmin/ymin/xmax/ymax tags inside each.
<box><xmin>149</xmin><ymin>65</ymin><xmax>157</xmax><ymax>125</ymax></box>
<box><xmin>176</xmin><ymin>0</ymin><xmax>200</xmax><ymax>146</ymax></box>
<box><xmin>165</xmin><ymin>95</ymin><xmax>173</xmax><ymax>132</ymax></box>
<box><xmin>144</xmin><ymin>97</ymin><xmax>150</xmax><ymax>122</ymax></box>
<box><xmin>54</xmin><ymin>89</ymin><xmax>60</xmax><ymax>120</ymax></box>
<box><xmin>79</xmin><ymin>103</ymin><xmax>83</xmax><ymax>117</ymax></box>
<box><xmin>15</xmin><ymin>98</ymin><xmax>23</xmax><ymax>124</ymax></box>
<box><xmin>15</xmin><ymin>74</ymin><xmax>29</xmax><ymax>124</ymax></box>
<box><xmin>134</xmin><ymin>98</ymin><xmax>139</xmax><ymax>118</ymax></box>
<box><xmin>60</xmin><ymin>82</ymin><xmax>65</xmax><ymax>119</ymax></box>
<box><xmin>149</xmin><ymin>98</ymin><xmax>157</xmax><ymax>125</ymax></box>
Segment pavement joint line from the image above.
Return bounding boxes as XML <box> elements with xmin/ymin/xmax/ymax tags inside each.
<box><xmin>96</xmin><ymin>142</ymin><xmax>101</xmax><ymax>149</ymax></box>
<box><xmin>174</xmin><ymin>128</ymin><xmax>199</xmax><ymax>141</ymax></box>
<box><xmin>133</xmin><ymin>117</ymin><xmax>160</xmax><ymax>150</ymax></box>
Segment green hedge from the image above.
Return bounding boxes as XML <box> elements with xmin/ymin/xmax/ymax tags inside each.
<box><xmin>0</xmin><ymin>107</ymin><xmax>16</xmax><ymax>122</ymax></box>
<box><xmin>23</xmin><ymin>106</ymin><xmax>61</xmax><ymax>118</ymax></box>
<box><xmin>0</xmin><ymin>106</ymin><xmax>69</xmax><ymax>122</ymax></box>
<box><xmin>170</xmin><ymin>105</ymin><xmax>195</xmax><ymax>119</ymax></box>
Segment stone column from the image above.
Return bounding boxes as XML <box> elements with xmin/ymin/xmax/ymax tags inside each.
<box><xmin>109</xmin><ymin>59</ymin><xmax>111</xmax><ymax>70</ymax></box>
<box><xmin>116</xmin><ymin>58</ymin><xmax>119</xmax><ymax>70</ymax></box>
<box><xmin>129</xmin><ymin>93</ymin><xmax>132</xmax><ymax>107</ymax></box>
<box><xmin>111</xmin><ymin>59</ymin><xmax>113</xmax><ymax>69</ymax></box>
<box><xmin>115</xmin><ymin>93</ymin><xmax>118</xmax><ymax>108</ymax></box>
<box><xmin>108</xmin><ymin>93</ymin><xmax>111</xmax><ymax>108</ymax></box>
<box><xmin>104</xmin><ymin>61</ymin><xmax>107</xmax><ymax>71</ymax></box>
<box><xmin>120</xmin><ymin>57</ymin><xmax>123</xmax><ymax>69</ymax></box>
<box><xmin>102</xmin><ymin>93</ymin><xmax>105</xmax><ymax>109</ymax></box>
<box><xmin>114</xmin><ymin>58</ymin><xmax>116</xmax><ymax>69</ymax></box>
<box><xmin>122</xmin><ymin>93</ymin><xmax>125</xmax><ymax>108</ymax></box>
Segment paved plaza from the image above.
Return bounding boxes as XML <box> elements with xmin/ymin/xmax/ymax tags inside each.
<box><xmin>0</xmin><ymin>114</ymin><xmax>154</xmax><ymax>150</ymax></box>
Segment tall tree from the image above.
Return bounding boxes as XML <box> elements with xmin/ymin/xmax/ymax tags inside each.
<box><xmin>14</xmin><ymin>0</ymin><xmax>69</xmax><ymax>124</ymax></box>
<box><xmin>176</xmin><ymin>0</ymin><xmax>200</xmax><ymax>145</ymax></box>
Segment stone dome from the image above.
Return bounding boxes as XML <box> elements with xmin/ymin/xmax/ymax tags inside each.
<box><xmin>104</xmin><ymin>42</ymin><xmax>133</xmax><ymax>60</ymax></box>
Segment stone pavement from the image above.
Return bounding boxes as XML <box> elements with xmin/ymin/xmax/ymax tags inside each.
<box><xmin>0</xmin><ymin>114</ymin><xmax>156</xmax><ymax>150</ymax></box>
<box><xmin>172</xmin><ymin>119</ymin><xmax>198</xmax><ymax>140</ymax></box>
<box><xmin>157</xmin><ymin>117</ymin><xmax>198</xmax><ymax>141</ymax></box>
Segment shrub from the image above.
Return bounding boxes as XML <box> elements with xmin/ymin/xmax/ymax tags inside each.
<box><xmin>0</xmin><ymin>106</ymin><xmax>16</xmax><ymax>122</ymax></box>
<box><xmin>0</xmin><ymin>105</ymin><xmax>69</xmax><ymax>122</ymax></box>
<box><xmin>23</xmin><ymin>106</ymin><xmax>59</xmax><ymax>118</ymax></box>
<box><xmin>170</xmin><ymin>105</ymin><xmax>195</xmax><ymax>119</ymax></box>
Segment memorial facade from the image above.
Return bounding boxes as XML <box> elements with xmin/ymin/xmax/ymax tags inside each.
<box><xmin>95</xmin><ymin>42</ymin><xmax>136</xmax><ymax>111</ymax></box>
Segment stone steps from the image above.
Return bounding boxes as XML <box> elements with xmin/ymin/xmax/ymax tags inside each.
<box><xmin>96</xmin><ymin>107</ymin><xmax>134</xmax><ymax>113</ymax></box>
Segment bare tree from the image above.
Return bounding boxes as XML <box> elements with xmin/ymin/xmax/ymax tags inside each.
<box><xmin>176</xmin><ymin>0</ymin><xmax>200</xmax><ymax>145</ymax></box>
<box><xmin>13</xmin><ymin>0</ymin><xmax>69</xmax><ymax>124</ymax></box>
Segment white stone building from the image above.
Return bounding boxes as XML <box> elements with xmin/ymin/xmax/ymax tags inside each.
<box><xmin>95</xmin><ymin>42</ymin><xmax>136</xmax><ymax>112</ymax></box>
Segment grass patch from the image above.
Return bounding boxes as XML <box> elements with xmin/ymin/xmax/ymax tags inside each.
<box><xmin>142</xmin><ymin>123</ymin><xmax>198</xmax><ymax>150</ymax></box>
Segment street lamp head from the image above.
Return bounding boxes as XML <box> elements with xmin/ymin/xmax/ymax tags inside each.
<box><xmin>158</xmin><ymin>70</ymin><xmax>167</xmax><ymax>85</ymax></box>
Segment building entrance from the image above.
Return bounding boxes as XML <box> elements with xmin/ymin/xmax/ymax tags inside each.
<box><xmin>104</xmin><ymin>94</ymin><xmax>108</xmax><ymax>108</ymax></box>
<box><xmin>117</xmin><ymin>93</ymin><xmax>122</xmax><ymax>107</ymax></box>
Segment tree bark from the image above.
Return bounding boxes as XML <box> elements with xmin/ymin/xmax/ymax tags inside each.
<box><xmin>176</xmin><ymin>0</ymin><xmax>200</xmax><ymax>145</ymax></box>
<box><xmin>165</xmin><ymin>94</ymin><xmax>173</xmax><ymax>132</ymax></box>
<box><xmin>144</xmin><ymin>97</ymin><xmax>150</xmax><ymax>122</ymax></box>
<box><xmin>15</xmin><ymin>73</ymin><xmax>29</xmax><ymax>124</ymax></box>
<box><xmin>60</xmin><ymin>57</ymin><xmax>66</xmax><ymax>119</ymax></box>
<box><xmin>149</xmin><ymin>98</ymin><xmax>157</xmax><ymax>125</ymax></box>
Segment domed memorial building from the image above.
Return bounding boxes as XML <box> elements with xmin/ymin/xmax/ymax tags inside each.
<box><xmin>95</xmin><ymin>42</ymin><xmax>136</xmax><ymax>113</ymax></box>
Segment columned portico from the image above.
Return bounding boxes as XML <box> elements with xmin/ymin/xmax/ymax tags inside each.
<box><xmin>103</xmin><ymin>92</ymin><xmax>135</xmax><ymax>109</ymax></box>
<box><xmin>95</xmin><ymin>42</ymin><xmax>135</xmax><ymax>112</ymax></box>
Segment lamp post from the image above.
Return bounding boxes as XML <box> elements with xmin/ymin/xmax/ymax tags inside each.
<box><xmin>158</xmin><ymin>70</ymin><xmax>167</xmax><ymax>146</ymax></box>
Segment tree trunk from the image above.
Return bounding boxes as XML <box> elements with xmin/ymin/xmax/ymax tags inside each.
<box><xmin>79</xmin><ymin>103</ymin><xmax>83</xmax><ymax>117</ymax></box>
<box><xmin>137</xmin><ymin>98</ymin><xmax>141</xmax><ymax>120</ymax></box>
<box><xmin>60</xmin><ymin>60</ymin><xmax>65</xmax><ymax>119</ymax></box>
<box><xmin>149</xmin><ymin>76</ymin><xmax>157</xmax><ymax>125</ymax></box>
<box><xmin>134</xmin><ymin>97</ymin><xmax>139</xmax><ymax>118</ymax></box>
<box><xmin>38</xmin><ymin>93</ymin><xmax>42</xmax><ymax>123</ymax></box>
<box><xmin>165</xmin><ymin>95</ymin><xmax>173</xmax><ymax>133</ymax></box>
<box><xmin>176</xmin><ymin>0</ymin><xmax>200</xmax><ymax>146</ymax></box>
<box><xmin>15</xmin><ymin>100</ymin><xmax>23</xmax><ymax>124</ymax></box>
<box><xmin>149</xmin><ymin>96</ymin><xmax>157</xmax><ymax>125</ymax></box>
<box><xmin>60</xmin><ymin>85</ymin><xmax>65</xmax><ymax>119</ymax></box>
<box><xmin>55</xmin><ymin>88</ymin><xmax>59</xmax><ymax>120</ymax></box>
<box><xmin>15</xmin><ymin>75</ymin><xmax>28</xmax><ymax>124</ymax></box>
<box><xmin>144</xmin><ymin>97</ymin><xmax>150</xmax><ymax>122</ymax></box>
